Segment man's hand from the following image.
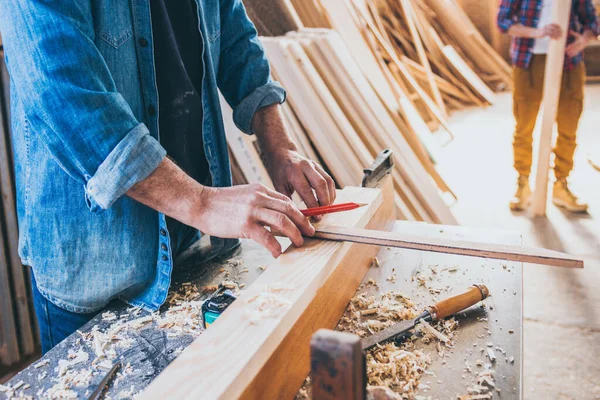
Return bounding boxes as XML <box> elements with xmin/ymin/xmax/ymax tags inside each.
<box><xmin>263</xmin><ymin>148</ymin><xmax>336</xmax><ymax>214</ymax></box>
<box><xmin>537</xmin><ymin>23</ymin><xmax>562</xmax><ymax>39</ymax></box>
<box><xmin>127</xmin><ymin>158</ymin><xmax>315</xmax><ymax>258</ymax></box>
<box><xmin>252</xmin><ymin>104</ymin><xmax>336</xmax><ymax>215</ymax></box>
<box><xmin>566</xmin><ymin>30</ymin><xmax>595</xmax><ymax>58</ymax></box>
<box><xmin>192</xmin><ymin>183</ymin><xmax>315</xmax><ymax>257</ymax></box>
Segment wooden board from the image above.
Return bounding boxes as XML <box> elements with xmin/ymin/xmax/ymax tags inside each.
<box><xmin>142</xmin><ymin>183</ymin><xmax>395</xmax><ymax>399</ymax></box>
<box><xmin>531</xmin><ymin>0</ymin><xmax>572</xmax><ymax>217</ymax></box>
<box><xmin>297</xmin><ymin>30</ymin><xmax>457</xmax><ymax>224</ymax></box>
<box><xmin>441</xmin><ymin>45</ymin><xmax>496</xmax><ymax>105</ymax></box>
<box><xmin>398</xmin><ymin>0</ymin><xmax>447</xmax><ymax>117</ymax></box>
<box><xmin>312</xmin><ymin>225</ymin><xmax>584</xmax><ymax>269</ymax></box>
<box><xmin>220</xmin><ymin>95</ymin><xmax>274</xmax><ymax>189</ymax></box>
<box><xmin>263</xmin><ymin>38</ymin><xmax>363</xmax><ymax>186</ymax></box>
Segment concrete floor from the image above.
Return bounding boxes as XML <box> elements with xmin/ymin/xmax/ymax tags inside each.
<box><xmin>436</xmin><ymin>84</ymin><xmax>600</xmax><ymax>400</ymax></box>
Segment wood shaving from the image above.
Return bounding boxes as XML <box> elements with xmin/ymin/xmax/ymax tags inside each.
<box><xmin>418</xmin><ymin>320</ymin><xmax>449</xmax><ymax>343</ymax></box>
<box><xmin>34</xmin><ymin>359</ymin><xmax>49</xmax><ymax>369</ymax></box>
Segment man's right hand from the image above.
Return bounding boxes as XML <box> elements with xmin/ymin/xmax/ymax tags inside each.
<box><xmin>539</xmin><ymin>23</ymin><xmax>562</xmax><ymax>39</ymax></box>
<box><xmin>192</xmin><ymin>183</ymin><xmax>315</xmax><ymax>257</ymax></box>
<box><xmin>128</xmin><ymin>158</ymin><xmax>315</xmax><ymax>259</ymax></box>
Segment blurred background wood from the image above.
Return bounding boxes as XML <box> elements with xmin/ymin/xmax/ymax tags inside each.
<box><xmin>0</xmin><ymin>34</ymin><xmax>40</xmax><ymax>381</ymax></box>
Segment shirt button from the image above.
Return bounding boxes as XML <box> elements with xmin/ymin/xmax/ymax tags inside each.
<box><xmin>139</xmin><ymin>37</ymin><xmax>149</xmax><ymax>47</ymax></box>
<box><xmin>160</xmin><ymin>229</ymin><xmax>167</xmax><ymax>236</ymax></box>
<box><xmin>148</xmin><ymin>105</ymin><xmax>157</xmax><ymax>116</ymax></box>
<box><xmin>161</xmin><ymin>243</ymin><xmax>168</xmax><ymax>251</ymax></box>
<box><xmin>162</xmin><ymin>255</ymin><xmax>169</xmax><ymax>261</ymax></box>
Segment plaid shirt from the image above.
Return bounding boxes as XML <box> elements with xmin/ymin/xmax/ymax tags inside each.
<box><xmin>497</xmin><ymin>0</ymin><xmax>600</xmax><ymax>70</ymax></box>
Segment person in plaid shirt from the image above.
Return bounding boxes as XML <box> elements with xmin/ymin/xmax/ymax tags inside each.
<box><xmin>497</xmin><ymin>0</ymin><xmax>599</xmax><ymax>213</ymax></box>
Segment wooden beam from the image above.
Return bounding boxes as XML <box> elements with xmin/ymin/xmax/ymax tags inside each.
<box><xmin>312</xmin><ymin>225</ymin><xmax>583</xmax><ymax>269</ymax></box>
<box><xmin>532</xmin><ymin>0</ymin><xmax>572</xmax><ymax>216</ymax></box>
<box><xmin>143</xmin><ymin>182</ymin><xmax>395</xmax><ymax>399</ymax></box>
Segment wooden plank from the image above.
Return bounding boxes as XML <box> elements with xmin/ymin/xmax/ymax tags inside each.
<box><xmin>532</xmin><ymin>0</ymin><xmax>572</xmax><ymax>217</ymax></box>
<box><xmin>285</xmin><ymin>41</ymin><xmax>373</xmax><ymax>168</ymax></box>
<box><xmin>441</xmin><ymin>45</ymin><xmax>497</xmax><ymax>104</ymax></box>
<box><xmin>143</xmin><ymin>183</ymin><xmax>395</xmax><ymax>399</ymax></box>
<box><xmin>348</xmin><ymin>1</ymin><xmax>456</xmax><ymax>138</ymax></box>
<box><xmin>280</xmin><ymin>102</ymin><xmax>320</xmax><ymax>162</ymax></box>
<box><xmin>399</xmin><ymin>0</ymin><xmax>447</xmax><ymax>117</ymax></box>
<box><xmin>307</xmin><ymin>31</ymin><xmax>456</xmax><ymax>224</ymax></box>
<box><xmin>220</xmin><ymin>95</ymin><xmax>274</xmax><ymax>189</ymax></box>
<box><xmin>312</xmin><ymin>225</ymin><xmax>583</xmax><ymax>268</ymax></box>
<box><xmin>263</xmin><ymin>38</ymin><xmax>363</xmax><ymax>186</ymax></box>
<box><xmin>318</xmin><ymin>0</ymin><xmax>399</xmax><ymax>107</ymax></box>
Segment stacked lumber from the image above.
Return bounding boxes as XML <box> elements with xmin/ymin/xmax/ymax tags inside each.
<box><xmin>226</xmin><ymin>0</ymin><xmax>511</xmax><ymax>225</ymax></box>
<box><xmin>227</xmin><ymin>28</ymin><xmax>457</xmax><ymax>224</ymax></box>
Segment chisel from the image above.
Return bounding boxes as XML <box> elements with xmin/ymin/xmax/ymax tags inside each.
<box><xmin>361</xmin><ymin>284</ymin><xmax>489</xmax><ymax>351</ymax></box>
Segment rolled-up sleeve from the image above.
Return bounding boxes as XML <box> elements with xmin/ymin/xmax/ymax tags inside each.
<box><xmin>232</xmin><ymin>82</ymin><xmax>286</xmax><ymax>134</ymax></box>
<box><xmin>217</xmin><ymin>0</ymin><xmax>287</xmax><ymax>134</ymax></box>
<box><xmin>86</xmin><ymin>124</ymin><xmax>166</xmax><ymax>211</ymax></box>
<box><xmin>0</xmin><ymin>0</ymin><xmax>166</xmax><ymax>212</ymax></box>
<box><xmin>497</xmin><ymin>0</ymin><xmax>519</xmax><ymax>33</ymax></box>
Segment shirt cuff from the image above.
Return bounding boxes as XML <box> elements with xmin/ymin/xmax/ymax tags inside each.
<box><xmin>584</xmin><ymin>21</ymin><xmax>600</xmax><ymax>36</ymax></box>
<box><xmin>85</xmin><ymin>123</ymin><xmax>167</xmax><ymax>212</ymax></box>
<box><xmin>232</xmin><ymin>81</ymin><xmax>287</xmax><ymax>134</ymax></box>
<box><xmin>498</xmin><ymin>18</ymin><xmax>516</xmax><ymax>34</ymax></box>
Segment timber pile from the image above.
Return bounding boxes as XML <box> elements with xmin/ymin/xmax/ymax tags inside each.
<box><xmin>226</xmin><ymin>0</ymin><xmax>512</xmax><ymax>225</ymax></box>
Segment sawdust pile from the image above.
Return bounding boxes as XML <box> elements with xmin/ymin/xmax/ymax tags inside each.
<box><xmin>338</xmin><ymin>289</ymin><xmax>459</xmax><ymax>399</ymax></box>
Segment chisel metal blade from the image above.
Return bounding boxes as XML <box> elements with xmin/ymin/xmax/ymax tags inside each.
<box><xmin>361</xmin><ymin>318</ymin><xmax>418</xmax><ymax>351</ymax></box>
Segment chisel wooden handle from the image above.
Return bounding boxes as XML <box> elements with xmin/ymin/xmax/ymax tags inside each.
<box><xmin>427</xmin><ymin>284</ymin><xmax>489</xmax><ymax>321</ymax></box>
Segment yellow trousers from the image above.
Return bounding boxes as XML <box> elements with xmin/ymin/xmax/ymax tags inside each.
<box><xmin>512</xmin><ymin>55</ymin><xmax>585</xmax><ymax>179</ymax></box>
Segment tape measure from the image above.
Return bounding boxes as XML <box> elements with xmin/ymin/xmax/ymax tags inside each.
<box><xmin>201</xmin><ymin>284</ymin><xmax>236</xmax><ymax>329</ymax></box>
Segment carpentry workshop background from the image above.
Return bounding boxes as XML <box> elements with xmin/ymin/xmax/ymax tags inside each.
<box><xmin>1</xmin><ymin>0</ymin><xmax>600</xmax><ymax>399</ymax></box>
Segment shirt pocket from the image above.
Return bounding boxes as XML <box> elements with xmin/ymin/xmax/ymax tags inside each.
<box><xmin>97</xmin><ymin>29</ymin><xmax>133</xmax><ymax>49</ymax></box>
<box><xmin>92</xmin><ymin>1</ymin><xmax>135</xmax><ymax>50</ymax></box>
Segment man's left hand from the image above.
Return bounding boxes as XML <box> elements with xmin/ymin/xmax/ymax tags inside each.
<box><xmin>566</xmin><ymin>30</ymin><xmax>593</xmax><ymax>58</ymax></box>
<box><xmin>263</xmin><ymin>148</ymin><xmax>336</xmax><ymax>217</ymax></box>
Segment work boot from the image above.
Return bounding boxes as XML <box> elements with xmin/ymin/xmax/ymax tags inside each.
<box><xmin>552</xmin><ymin>179</ymin><xmax>588</xmax><ymax>213</ymax></box>
<box><xmin>509</xmin><ymin>175</ymin><xmax>531</xmax><ymax>211</ymax></box>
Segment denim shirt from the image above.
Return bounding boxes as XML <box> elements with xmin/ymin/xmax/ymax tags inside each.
<box><xmin>0</xmin><ymin>0</ymin><xmax>285</xmax><ymax>313</ymax></box>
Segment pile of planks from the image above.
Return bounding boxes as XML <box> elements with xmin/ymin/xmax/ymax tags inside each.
<box><xmin>227</xmin><ymin>0</ymin><xmax>512</xmax><ymax>225</ymax></box>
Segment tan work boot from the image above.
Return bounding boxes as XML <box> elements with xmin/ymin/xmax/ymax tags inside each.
<box><xmin>552</xmin><ymin>179</ymin><xmax>588</xmax><ymax>213</ymax></box>
<box><xmin>510</xmin><ymin>175</ymin><xmax>531</xmax><ymax>211</ymax></box>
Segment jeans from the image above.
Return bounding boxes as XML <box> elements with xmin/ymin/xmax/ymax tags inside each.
<box><xmin>31</xmin><ymin>271</ymin><xmax>99</xmax><ymax>354</ymax></box>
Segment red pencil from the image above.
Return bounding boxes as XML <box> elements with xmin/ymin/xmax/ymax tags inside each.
<box><xmin>300</xmin><ymin>202</ymin><xmax>368</xmax><ymax>217</ymax></box>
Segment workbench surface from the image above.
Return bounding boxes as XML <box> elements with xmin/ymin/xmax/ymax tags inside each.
<box><xmin>2</xmin><ymin>222</ymin><xmax>522</xmax><ymax>399</ymax></box>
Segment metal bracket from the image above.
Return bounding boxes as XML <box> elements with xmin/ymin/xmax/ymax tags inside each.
<box><xmin>361</xmin><ymin>149</ymin><xmax>394</xmax><ymax>188</ymax></box>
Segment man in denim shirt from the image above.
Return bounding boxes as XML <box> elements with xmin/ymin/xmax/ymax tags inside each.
<box><xmin>0</xmin><ymin>0</ymin><xmax>335</xmax><ymax>353</ymax></box>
